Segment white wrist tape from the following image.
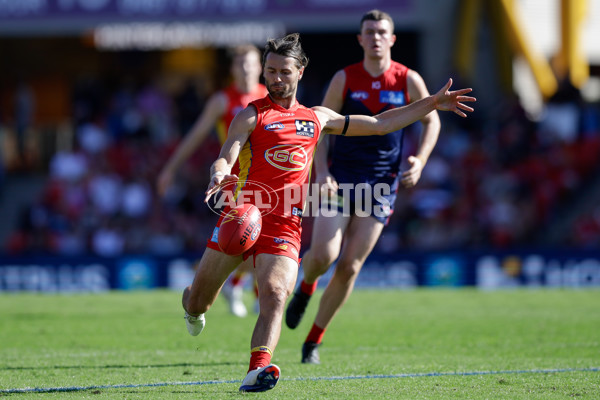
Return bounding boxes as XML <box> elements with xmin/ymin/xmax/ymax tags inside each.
<box><xmin>211</xmin><ymin>171</ymin><xmax>225</xmax><ymax>180</ymax></box>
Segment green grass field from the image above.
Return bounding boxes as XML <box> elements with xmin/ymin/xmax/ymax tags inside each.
<box><xmin>1</xmin><ymin>288</ymin><xmax>598</xmax><ymax>399</ymax></box>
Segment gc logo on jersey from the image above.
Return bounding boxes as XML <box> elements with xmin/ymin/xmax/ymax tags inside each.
<box><xmin>265</xmin><ymin>144</ymin><xmax>308</xmax><ymax>171</ymax></box>
<box><xmin>295</xmin><ymin>120</ymin><xmax>315</xmax><ymax>138</ymax></box>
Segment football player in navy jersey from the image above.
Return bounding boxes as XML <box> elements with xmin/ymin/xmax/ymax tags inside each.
<box><xmin>285</xmin><ymin>9</ymin><xmax>442</xmax><ymax>364</ymax></box>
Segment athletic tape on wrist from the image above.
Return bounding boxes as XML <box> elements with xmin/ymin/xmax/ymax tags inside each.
<box><xmin>211</xmin><ymin>171</ymin><xmax>224</xmax><ymax>180</ymax></box>
<box><xmin>341</xmin><ymin>115</ymin><xmax>350</xmax><ymax>136</ymax></box>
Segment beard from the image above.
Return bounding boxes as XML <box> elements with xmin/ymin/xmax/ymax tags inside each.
<box><xmin>267</xmin><ymin>82</ymin><xmax>296</xmax><ymax>100</ymax></box>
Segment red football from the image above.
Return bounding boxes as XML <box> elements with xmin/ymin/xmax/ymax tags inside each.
<box><xmin>218</xmin><ymin>203</ymin><xmax>262</xmax><ymax>256</ymax></box>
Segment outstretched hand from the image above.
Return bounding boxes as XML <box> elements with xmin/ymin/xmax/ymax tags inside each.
<box><xmin>434</xmin><ymin>78</ymin><xmax>476</xmax><ymax>117</ymax></box>
<box><xmin>205</xmin><ymin>172</ymin><xmax>238</xmax><ymax>203</ymax></box>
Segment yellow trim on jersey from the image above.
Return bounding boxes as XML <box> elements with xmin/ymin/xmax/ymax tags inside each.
<box><xmin>301</xmin><ymin>146</ymin><xmax>318</xmax><ymax>216</ymax></box>
<box><xmin>235</xmin><ymin>140</ymin><xmax>252</xmax><ymax>199</ymax></box>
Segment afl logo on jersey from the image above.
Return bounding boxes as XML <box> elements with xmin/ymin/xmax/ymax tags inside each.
<box><xmin>265</xmin><ymin>145</ymin><xmax>308</xmax><ymax>171</ymax></box>
<box><xmin>265</xmin><ymin>122</ymin><xmax>285</xmax><ymax>131</ymax></box>
<box><xmin>351</xmin><ymin>91</ymin><xmax>369</xmax><ymax>101</ymax></box>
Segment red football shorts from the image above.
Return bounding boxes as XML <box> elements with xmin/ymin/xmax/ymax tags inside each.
<box><xmin>207</xmin><ymin>212</ymin><xmax>301</xmax><ymax>265</ymax></box>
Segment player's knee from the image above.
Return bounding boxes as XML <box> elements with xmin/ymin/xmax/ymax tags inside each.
<box><xmin>259</xmin><ymin>284</ymin><xmax>289</xmax><ymax>309</ymax></box>
<box><xmin>334</xmin><ymin>259</ymin><xmax>362</xmax><ymax>283</ymax></box>
<box><xmin>310</xmin><ymin>246</ymin><xmax>339</xmax><ymax>270</ymax></box>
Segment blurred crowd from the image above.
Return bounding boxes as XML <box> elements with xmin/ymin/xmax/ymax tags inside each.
<box><xmin>3</xmin><ymin>73</ymin><xmax>600</xmax><ymax>257</ymax></box>
<box><xmin>5</xmin><ymin>77</ymin><xmax>221</xmax><ymax>256</ymax></box>
<box><xmin>380</xmin><ymin>87</ymin><xmax>600</xmax><ymax>253</ymax></box>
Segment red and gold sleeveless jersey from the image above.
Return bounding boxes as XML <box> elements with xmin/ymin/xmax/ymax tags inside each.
<box><xmin>215</xmin><ymin>83</ymin><xmax>269</xmax><ymax>145</ymax></box>
<box><xmin>235</xmin><ymin>95</ymin><xmax>322</xmax><ymax>228</ymax></box>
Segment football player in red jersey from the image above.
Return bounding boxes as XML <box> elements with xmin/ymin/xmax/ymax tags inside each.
<box><xmin>182</xmin><ymin>33</ymin><xmax>474</xmax><ymax>392</ymax></box>
<box><xmin>158</xmin><ymin>44</ymin><xmax>268</xmax><ymax>318</ymax></box>
<box><xmin>285</xmin><ymin>9</ymin><xmax>443</xmax><ymax>364</ymax></box>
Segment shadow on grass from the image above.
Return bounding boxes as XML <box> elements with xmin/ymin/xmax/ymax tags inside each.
<box><xmin>0</xmin><ymin>361</ymin><xmax>245</xmax><ymax>371</ymax></box>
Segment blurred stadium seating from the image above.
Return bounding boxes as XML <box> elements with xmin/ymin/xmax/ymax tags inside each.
<box><xmin>0</xmin><ymin>0</ymin><xmax>599</xmax><ymax>260</ymax></box>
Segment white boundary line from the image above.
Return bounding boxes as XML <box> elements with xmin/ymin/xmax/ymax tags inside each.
<box><xmin>1</xmin><ymin>367</ymin><xmax>598</xmax><ymax>394</ymax></box>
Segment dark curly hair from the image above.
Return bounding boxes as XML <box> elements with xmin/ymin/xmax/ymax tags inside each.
<box><xmin>263</xmin><ymin>33</ymin><xmax>309</xmax><ymax>70</ymax></box>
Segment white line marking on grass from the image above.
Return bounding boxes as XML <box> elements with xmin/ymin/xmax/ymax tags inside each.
<box><xmin>1</xmin><ymin>367</ymin><xmax>598</xmax><ymax>394</ymax></box>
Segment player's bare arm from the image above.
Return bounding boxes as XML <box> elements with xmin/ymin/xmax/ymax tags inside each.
<box><xmin>315</xmin><ymin>78</ymin><xmax>475</xmax><ymax>136</ymax></box>
<box><xmin>157</xmin><ymin>92</ymin><xmax>228</xmax><ymax>196</ymax></box>
<box><xmin>205</xmin><ymin>105</ymin><xmax>257</xmax><ymax>202</ymax></box>
<box><xmin>401</xmin><ymin>70</ymin><xmax>442</xmax><ymax>188</ymax></box>
<box><xmin>314</xmin><ymin>69</ymin><xmax>347</xmax><ymax>193</ymax></box>
<box><xmin>321</xmin><ymin>70</ymin><xmax>346</xmax><ymax>113</ymax></box>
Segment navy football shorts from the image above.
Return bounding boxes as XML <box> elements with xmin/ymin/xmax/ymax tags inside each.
<box><xmin>321</xmin><ymin>168</ymin><xmax>399</xmax><ymax>225</ymax></box>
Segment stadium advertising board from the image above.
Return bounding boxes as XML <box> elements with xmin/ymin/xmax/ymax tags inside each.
<box><xmin>0</xmin><ymin>0</ymin><xmax>412</xmax><ymax>23</ymax></box>
<box><xmin>0</xmin><ymin>249</ymin><xmax>599</xmax><ymax>292</ymax></box>
<box><xmin>0</xmin><ymin>0</ymin><xmax>415</xmax><ymax>47</ymax></box>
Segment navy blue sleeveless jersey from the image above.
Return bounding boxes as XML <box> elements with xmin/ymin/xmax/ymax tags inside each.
<box><xmin>330</xmin><ymin>61</ymin><xmax>410</xmax><ymax>181</ymax></box>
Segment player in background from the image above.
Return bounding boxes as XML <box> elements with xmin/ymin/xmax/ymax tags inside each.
<box><xmin>182</xmin><ymin>33</ymin><xmax>474</xmax><ymax>392</ymax></box>
<box><xmin>157</xmin><ymin>44</ymin><xmax>268</xmax><ymax>318</ymax></box>
<box><xmin>285</xmin><ymin>9</ymin><xmax>442</xmax><ymax>364</ymax></box>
